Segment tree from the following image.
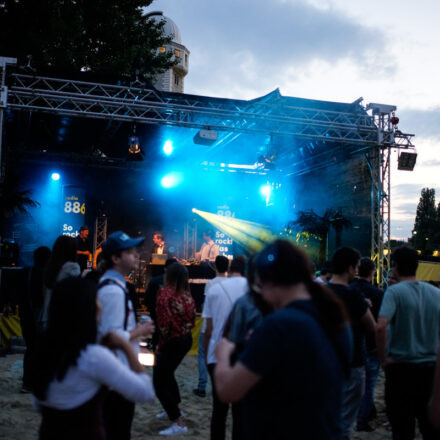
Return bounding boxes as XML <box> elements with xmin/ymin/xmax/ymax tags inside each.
<box><xmin>0</xmin><ymin>0</ymin><xmax>176</xmax><ymax>80</ymax></box>
<box><xmin>0</xmin><ymin>170</ymin><xmax>39</xmax><ymax>237</ymax></box>
<box><xmin>412</xmin><ymin>188</ymin><xmax>438</xmax><ymax>254</ymax></box>
<box><xmin>288</xmin><ymin>208</ymin><xmax>352</xmax><ymax>265</ymax></box>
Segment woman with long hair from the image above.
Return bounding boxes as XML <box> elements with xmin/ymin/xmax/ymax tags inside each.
<box><xmin>44</xmin><ymin>235</ymin><xmax>79</xmax><ymax>289</ymax></box>
<box><xmin>32</xmin><ymin>276</ymin><xmax>154</xmax><ymax>440</ymax></box>
<box><xmin>153</xmin><ymin>262</ymin><xmax>195</xmax><ymax>436</ymax></box>
<box><xmin>214</xmin><ymin>239</ymin><xmax>352</xmax><ymax>440</ymax></box>
<box><xmin>40</xmin><ymin>235</ymin><xmax>80</xmax><ymax>330</ymax></box>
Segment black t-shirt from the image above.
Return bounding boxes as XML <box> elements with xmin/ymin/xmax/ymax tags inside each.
<box><xmin>239</xmin><ymin>300</ymin><xmax>350</xmax><ymax>440</ymax></box>
<box><xmin>76</xmin><ymin>237</ymin><xmax>92</xmax><ymax>271</ymax></box>
<box><xmin>328</xmin><ymin>283</ymin><xmax>368</xmax><ymax>366</ymax></box>
<box><xmin>351</xmin><ymin>279</ymin><xmax>383</xmax><ymax>350</ymax></box>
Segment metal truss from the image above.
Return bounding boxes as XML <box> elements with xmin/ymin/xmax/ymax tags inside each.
<box><xmin>6</xmin><ymin>73</ymin><xmax>380</xmax><ymax>144</ymax></box>
<box><xmin>0</xmin><ymin>64</ymin><xmax>416</xmax><ymax>287</ymax></box>
<box><xmin>93</xmin><ymin>216</ymin><xmax>108</xmax><ymax>254</ymax></box>
<box><xmin>366</xmin><ymin>104</ymin><xmax>415</xmax><ymax>289</ymax></box>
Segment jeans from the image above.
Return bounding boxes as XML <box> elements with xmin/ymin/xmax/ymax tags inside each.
<box><xmin>385</xmin><ymin>362</ymin><xmax>439</xmax><ymax>440</ymax></box>
<box><xmin>341</xmin><ymin>366</ymin><xmax>365</xmax><ymax>440</ymax></box>
<box><xmin>197</xmin><ymin>331</ymin><xmax>208</xmax><ymax>391</ymax></box>
<box><xmin>153</xmin><ymin>333</ymin><xmax>192</xmax><ymax>421</ymax></box>
<box><xmin>357</xmin><ymin>349</ymin><xmax>380</xmax><ymax>428</ymax></box>
<box><xmin>207</xmin><ymin>364</ymin><xmax>244</xmax><ymax>440</ymax></box>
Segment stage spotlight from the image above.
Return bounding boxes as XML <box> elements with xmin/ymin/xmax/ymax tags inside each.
<box><xmin>192</xmin><ymin>208</ymin><xmax>197</xmax><ymax>213</ymax></box>
<box><xmin>51</xmin><ymin>172</ymin><xmax>60</xmax><ymax>181</ymax></box>
<box><xmin>260</xmin><ymin>184</ymin><xmax>271</xmax><ymax>197</ymax></box>
<box><xmin>163</xmin><ymin>140</ymin><xmax>173</xmax><ymax>156</ymax></box>
<box><xmin>161</xmin><ymin>172</ymin><xmax>182</xmax><ymax>188</ymax></box>
<box><xmin>128</xmin><ymin>135</ymin><xmax>141</xmax><ymax>155</ymax></box>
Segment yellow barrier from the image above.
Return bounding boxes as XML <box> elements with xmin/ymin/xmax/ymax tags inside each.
<box><xmin>189</xmin><ymin>316</ymin><xmax>204</xmax><ymax>355</ymax></box>
<box><xmin>0</xmin><ymin>315</ymin><xmax>22</xmax><ymax>349</ymax></box>
<box><xmin>417</xmin><ymin>261</ymin><xmax>440</xmax><ymax>282</ymax></box>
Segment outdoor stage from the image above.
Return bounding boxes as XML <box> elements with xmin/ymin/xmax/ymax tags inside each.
<box><xmin>0</xmin><ymin>64</ymin><xmax>415</xmax><ymax>286</ymax></box>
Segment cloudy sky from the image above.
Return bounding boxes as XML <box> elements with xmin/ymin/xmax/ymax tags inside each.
<box><xmin>150</xmin><ymin>0</ymin><xmax>440</xmax><ymax>240</ymax></box>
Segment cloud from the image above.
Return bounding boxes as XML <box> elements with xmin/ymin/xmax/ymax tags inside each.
<box><xmin>152</xmin><ymin>0</ymin><xmax>387</xmax><ymax>98</ymax></box>
<box><xmin>417</xmin><ymin>159</ymin><xmax>440</xmax><ymax>167</ymax></box>
<box><xmin>398</xmin><ymin>107</ymin><xmax>440</xmax><ymax>140</ymax></box>
<box><xmin>395</xmin><ymin>202</ymin><xmax>419</xmax><ymax>215</ymax></box>
<box><xmin>392</xmin><ymin>183</ymin><xmax>425</xmax><ymax>198</ymax></box>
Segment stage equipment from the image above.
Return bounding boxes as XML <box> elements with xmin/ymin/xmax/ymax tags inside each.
<box><xmin>51</xmin><ymin>172</ymin><xmax>60</xmax><ymax>181</ymax></box>
<box><xmin>260</xmin><ymin>184</ymin><xmax>271</xmax><ymax>197</ymax></box>
<box><xmin>366</xmin><ymin>103</ymin><xmax>415</xmax><ymax>287</ymax></box>
<box><xmin>161</xmin><ymin>172</ymin><xmax>182</xmax><ymax>188</ymax></box>
<box><xmin>0</xmin><ymin>63</ymin><xmax>417</xmax><ymax>288</ymax></box>
<box><xmin>128</xmin><ymin>126</ymin><xmax>141</xmax><ymax>155</ymax></box>
<box><xmin>397</xmin><ymin>151</ymin><xmax>417</xmax><ymax>171</ymax></box>
<box><xmin>163</xmin><ymin>140</ymin><xmax>173</xmax><ymax>156</ymax></box>
<box><xmin>93</xmin><ymin>215</ymin><xmax>108</xmax><ymax>256</ymax></box>
<box><xmin>193</xmin><ymin>129</ymin><xmax>218</xmax><ymax>145</ymax></box>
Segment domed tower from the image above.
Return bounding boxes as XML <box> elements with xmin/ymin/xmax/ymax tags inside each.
<box><xmin>146</xmin><ymin>11</ymin><xmax>189</xmax><ymax>93</ymax></box>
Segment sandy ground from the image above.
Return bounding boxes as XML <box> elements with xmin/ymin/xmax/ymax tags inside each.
<box><xmin>0</xmin><ymin>353</ymin><xmax>421</xmax><ymax>439</ymax></box>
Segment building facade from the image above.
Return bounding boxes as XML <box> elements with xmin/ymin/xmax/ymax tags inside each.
<box><xmin>147</xmin><ymin>11</ymin><xmax>189</xmax><ymax>93</ymax></box>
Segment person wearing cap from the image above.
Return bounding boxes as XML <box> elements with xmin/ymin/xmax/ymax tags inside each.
<box><xmin>98</xmin><ymin>231</ymin><xmax>155</xmax><ymax>440</ymax></box>
<box><xmin>76</xmin><ymin>225</ymin><xmax>92</xmax><ymax>272</ymax></box>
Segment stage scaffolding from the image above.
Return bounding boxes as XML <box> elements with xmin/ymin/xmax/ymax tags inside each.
<box><xmin>0</xmin><ymin>59</ymin><xmax>415</xmax><ymax>287</ymax></box>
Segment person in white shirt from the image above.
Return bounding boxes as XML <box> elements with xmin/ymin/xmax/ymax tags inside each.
<box><xmin>203</xmin><ymin>256</ymin><xmax>248</xmax><ymax>440</ymax></box>
<box><xmin>194</xmin><ymin>255</ymin><xmax>230</xmax><ymax>398</ymax></box>
<box><xmin>195</xmin><ymin>230</ymin><xmax>220</xmax><ymax>262</ymax></box>
<box><xmin>32</xmin><ymin>276</ymin><xmax>155</xmax><ymax>440</ymax></box>
<box><xmin>97</xmin><ymin>231</ymin><xmax>154</xmax><ymax>440</ymax></box>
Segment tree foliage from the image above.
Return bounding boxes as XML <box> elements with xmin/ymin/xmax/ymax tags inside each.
<box><xmin>0</xmin><ymin>169</ymin><xmax>39</xmax><ymax>237</ymax></box>
<box><xmin>287</xmin><ymin>208</ymin><xmax>352</xmax><ymax>265</ymax></box>
<box><xmin>0</xmin><ymin>0</ymin><xmax>176</xmax><ymax>79</ymax></box>
<box><xmin>412</xmin><ymin>188</ymin><xmax>440</xmax><ymax>253</ymax></box>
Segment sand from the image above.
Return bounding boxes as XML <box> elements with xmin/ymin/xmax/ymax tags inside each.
<box><xmin>0</xmin><ymin>353</ymin><xmax>421</xmax><ymax>439</ymax></box>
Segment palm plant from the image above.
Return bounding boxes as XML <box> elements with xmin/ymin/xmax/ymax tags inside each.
<box><xmin>0</xmin><ymin>171</ymin><xmax>39</xmax><ymax>237</ymax></box>
<box><xmin>288</xmin><ymin>208</ymin><xmax>352</xmax><ymax>265</ymax></box>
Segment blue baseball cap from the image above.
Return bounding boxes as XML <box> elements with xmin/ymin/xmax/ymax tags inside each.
<box><xmin>102</xmin><ymin>231</ymin><xmax>145</xmax><ymax>256</ymax></box>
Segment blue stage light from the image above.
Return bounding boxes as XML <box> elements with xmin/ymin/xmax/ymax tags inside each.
<box><xmin>161</xmin><ymin>172</ymin><xmax>182</xmax><ymax>188</ymax></box>
<box><xmin>51</xmin><ymin>172</ymin><xmax>61</xmax><ymax>181</ymax></box>
<box><xmin>163</xmin><ymin>140</ymin><xmax>173</xmax><ymax>156</ymax></box>
<box><xmin>260</xmin><ymin>184</ymin><xmax>271</xmax><ymax>197</ymax></box>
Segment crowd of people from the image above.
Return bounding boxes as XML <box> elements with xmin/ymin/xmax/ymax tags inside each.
<box><xmin>10</xmin><ymin>228</ymin><xmax>440</xmax><ymax>439</ymax></box>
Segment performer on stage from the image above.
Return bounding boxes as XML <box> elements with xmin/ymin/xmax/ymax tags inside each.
<box><xmin>76</xmin><ymin>226</ymin><xmax>92</xmax><ymax>272</ymax></box>
<box><xmin>195</xmin><ymin>230</ymin><xmax>219</xmax><ymax>262</ymax></box>
<box><xmin>151</xmin><ymin>232</ymin><xmax>167</xmax><ymax>255</ymax></box>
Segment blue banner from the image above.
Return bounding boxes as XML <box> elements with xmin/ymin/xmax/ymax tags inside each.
<box><xmin>61</xmin><ymin>185</ymin><xmax>86</xmax><ymax>237</ymax></box>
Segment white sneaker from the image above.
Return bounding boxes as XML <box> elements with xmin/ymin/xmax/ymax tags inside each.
<box><xmin>159</xmin><ymin>423</ymin><xmax>188</xmax><ymax>436</ymax></box>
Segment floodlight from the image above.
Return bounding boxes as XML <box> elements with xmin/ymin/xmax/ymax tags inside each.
<box><xmin>163</xmin><ymin>140</ymin><xmax>173</xmax><ymax>156</ymax></box>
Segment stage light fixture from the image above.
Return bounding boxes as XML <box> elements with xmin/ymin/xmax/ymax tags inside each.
<box><xmin>51</xmin><ymin>172</ymin><xmax>60</xmax><ymax>181</ymax></box>
<box><xmin>194</xmin><ymin>129</ymin><xmax>218</xmax><ymax>145</ymax></box>
<box><xmin>163</xmin><ymin>140</ymin><xmax>173</xmax><ymax>156</ymax></box>
<box><xmin>260</xmin><ymin>184</ymin><xmax>271</xmax><ymax>197</ymax></box>
<box><xmin>161</xmin><ymin>172</ymin><xmax>182</xmax><ymax>188</ymax></box>
<box><xmin>128</xmin><ymin>135</ymin><xmax>141</xmax><ymax>155</ymax></box>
